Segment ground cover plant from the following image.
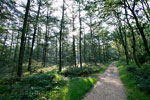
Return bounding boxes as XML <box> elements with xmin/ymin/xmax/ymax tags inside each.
<box><xmin>0</xmin><ymin>63</ymin><xmax>108</xmax><ymax>100</ymax></box>
<box><xmin>117</xmin><ymin>61</ymin><xmax>150</xmax><ymax>100</ymax></box>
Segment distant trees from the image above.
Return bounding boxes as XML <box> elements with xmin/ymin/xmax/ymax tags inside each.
<box><xmin>0</xmin><ymin>0</ymin><xmax>118</xmax><ymax>80</ymax></box>
<box><xmin>100</xmin><ymin>0</ymin><xmax>150</xmax><ymax>66</ymax></box>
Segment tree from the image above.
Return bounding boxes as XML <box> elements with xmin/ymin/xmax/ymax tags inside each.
<box><xmin>28</xmin><ymin>0</ymin><xmax>41</xmax><ymax>71</ymax></box>
<box><xmin>17</xmin><ymin>0</ymin><xmax>31</xmax><ymax>80</ymax></box>
<box><xmin>59</xmin><ymin>0</ymin><xmax>65</xmax><ymax>72</ymax></box>
<box><xmin>78</xmin><ymin>0</ymin><xmax>82</xmax><ymax>68</ymax></box>
<box><xmin>123</xmin><ymin>0</ymin><xmax>150</xmax><ymax>57</ymax></box>
<box><xmin>124</xmin><ymin>4</ymin><xmax>141</xmax><ymax>67</ymax></box>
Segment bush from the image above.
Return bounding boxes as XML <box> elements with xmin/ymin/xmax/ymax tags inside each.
<box><xmin>134</xmin><ymin>65</ymin><xmax>150</xmax><ymax>94</ymax></box>
<box><xmin>137</xmin><ymin>53</ymin><xmax>149</xmax><ymax>64</ymax></box>
<box><xmin>0</xmin><ymin>73</ymin><xmax>68</xmax><ymax>100</ymax></box>
<box><xmin>21</xmin><ymin>73</ymin><xmax>54</xmax><ymax>88</ymax></box>
<box><xmin>125</xmin><ymin>63</ymin><xmax>150</xmax><ymax>94</ymax></box>
<box><xmin>61</xmin><ymin>66</ymin><xmax>101</xmax><ymax>77</ymax></box>
<box><xmin>126</xmin><ymin>65</ymin><xmax>137</xmax><ymax>73</ymax></box>
<box><xmin>117</xmin><ymin>61</ymin><xmax>150</xmax><ymax>100</ymax></box>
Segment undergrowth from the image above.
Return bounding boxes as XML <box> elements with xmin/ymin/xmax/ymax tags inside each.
<box><xmin>0</xmin><ymin>72</ymin><xmax>67</xmax><ymax>100</ymax></box>
<box><xmin>0</xmin><ymin>63</ymin><xmax>109</xmax><ymax>100</ymax></box>
<box><xmin>117</xmin><ymin>61</ymin><xmax>150</xmax><ymax>100</ymax></box>
<box><xmin>61</xmin><ymin>63</ymin><xmax>109</xmax><ymax>77</ymax></box>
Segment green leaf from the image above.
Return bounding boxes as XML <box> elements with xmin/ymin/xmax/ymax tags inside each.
<box><xmin>84</xmin><ymin>6</ymin><xmax>91</xmax><ymax>11</ymax></box>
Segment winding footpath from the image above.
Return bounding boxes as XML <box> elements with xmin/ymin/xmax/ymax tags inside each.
<box><xmin>83</xmin><ymin>62</ymin><xmax>127</xmax><ymax>100</ymax></box>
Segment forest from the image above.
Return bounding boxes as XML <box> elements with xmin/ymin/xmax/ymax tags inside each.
<box><xmin>0</xmin><ymin>0</ymin><xmax>150</xmax><ymax>100</ymax></box>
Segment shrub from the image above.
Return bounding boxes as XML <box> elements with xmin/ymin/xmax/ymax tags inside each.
<box><xmin>137</xmin><ymin>53</ymin><xmax>149</xmax><ymax>64</ymax></box>
<box><xmin>134</xmin><ymin>65</ymin><xmax>150</xmax><ymax>94</ymax></box>
<box><xmin>61</xmin><ymin>66</ymin><xmax>102</xmax><ymax>77</ymax></box>
<box><xmin>21</xmin><ymin>73</ymin><xmax>55</xmax><ymax>87</ymax></box>
<box><xmin>126</xmin><ymin>65</ymin><xmax>137</xmax><ymax>73</ymax></box>
<box><xmin>117</xmin><ymin>61</ymin><xmax>150</xmax><ymax>100</ymax></box>
<box><xmin>0</xmin><ymin>73</ymin><xmax>67</xmax><ymax>100</ymax></box>
<box><xmin>125</xmin><ymin>63</ymin><xmax>150</xmax><ymax>94</ymax></box>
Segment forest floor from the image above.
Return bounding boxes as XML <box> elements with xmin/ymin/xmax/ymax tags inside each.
<box><xmin>82</xmin><ymin>62</ymin><xmax>127</xmax><ymax>100</ymax></box>
<box><xmin>0</xmin><ymin>63</ymin><xmax>110</xmax><ymax>100</ymax></box>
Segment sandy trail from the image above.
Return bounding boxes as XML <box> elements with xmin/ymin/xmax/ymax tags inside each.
<box><xmin>82</xmin><ymin>62</ymin><xmax>127</xmax><ymax>100</ymax></box>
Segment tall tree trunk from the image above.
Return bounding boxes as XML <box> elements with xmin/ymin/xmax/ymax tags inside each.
<box><xmin>79</xmin><ymin>0</ymin><xmax>82</xmax><ymax>68</ymax></box>
<box><xmin>89</xmin><ymin>16</ymin><xmax>93</xmax><ymax>61</ymax></box>
<box><xmin>73</xmin><ymin>35</ymin><xmax>76</xmax><ymax>67</ymax></box>
<box><xmin>132</xmin><ymin>11</ymin><xmax>150</xmax><ymax>57</ymax></box>
<box><xmin>56</xmin><ymin>36</ymin><xmax>58</xmax><ymax>64</ymax></box>
<box><xmin>124</xmin><ymin>5</ymin><xmax>141</xmax><ymax>67</ymax></box>
<box><xmin>103</xmin><ymin>45</ymin><xmax>106</xmax><ymax>62</ymax></box>
<box><xmin>72</xmin><ymin>10</ymin><xmax>76</xmax><ymax>67</ymax></box>
<box><xmin>43</xmin><ymin>9</ymin><xmax>49</xmax><ymax>67</ymax></box>
<box><xmin>89</xmin><ymin>16</ymin><xmax>97</xmax><ymax>65</ymax></box>
<box><xmin>9</xmin><ymin>32</ymin><xmax>14</xmax><ymax>59</ymax></box>
<box><xmin>140</xmin><ymin>0</ymin><xmax>150</xmax><ymax>22</ymax></box>
<box><xmin>115</xmin><ymin>12</ymin><xmax>129</xmax><ymax>64</ymax></box>
<box><xmin>98</xmin><ymin>37</ymin><xmax>101</xmax><ymax>62</ymax></box>
<box><xmin>36</xmin><ymin>26</ymin><xmax>40</xmax><ymax>60</ymax></box>
<box><xmin>0</xmin><ymin>34</ymin><xmax>7</xmax><ymax>56</ymax></box>
<box><xmin>14</xmin><ymin>32</ymin><xmax>19</xmax><ymax>64</ymax></box>
<box><xmin>125</xmin><ymin>1</ymin><xmax>150</xmax><ymax>58</ymax></box>
<box><xmin>83</xmin><ymin>32</ymin><xmax>86</xmax><ymax>63</ymax></box>
<box><xmin>17</xmin><ymin>0</ymin><xmax>30</xmax><ymax>80</ymax></box>
<box><xmin>28</xmin><ymin>0</ymin><xmax>41</xmax><ymax>71</ymax></box>
<box><xmin>0</xmin><ymin>34</ymin><xmax>8</xmax><ymax>65</ymax></box>
<box><xmin>115</xmin><ymin>40</ymin><xmax>120</xmax><ymax>60</ymax></box>
<box><xmin>118</xmin><ymin>27</ymin><xmax>129</xmax><ymax>65</ymax></box>
<box><xmin>59</xmin><ymin>0</ymin><xmax>65</xmax><ymax>72</ymax></box>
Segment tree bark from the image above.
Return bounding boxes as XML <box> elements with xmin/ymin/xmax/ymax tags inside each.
<box><xmin>28</xmin><ymin>0</ymin><xmax>41</xmax><ymax>71</ymax></box>
<box><xmin>59</xmin><ymin>0</ymin><xmax>65</xmax><ymax>72</ymax></box>
<box><xmin>43</xmin><ymin>9</ymin><xmax>49</xmax><ymax>67</ymax></box>
<box><xmin>98</xmin><ymin>37</ymin><xmax>101</xmax><ymax>62</ymax></box>
<box><xmin>118</xmin><ymin>27</ymin><xmax>129</xmax><ymax>65</ymax></box>
<box><xmin>9</xmin><ymin>32</ymin><xmax>14</xmax><ymax>60</ymax></box>
<box><xmin>56</xmin><ymin>36</ymin><xmax>58</xmax><ymax>64</ymax></box>
<box><xmin>83</xmin><ymin>32</ymin><xmax>86</xmax><ymax>63</ymax></box>
<box><xmin>124</xmin><ymin>5</ymin><xmax>141</xmax><ymax>67</ymax></box>
<box><xmin>73</xmin><ymin>35</ymin><xmax>76</xmax><ymax>67</ymax></box>
<box><xmin>79</xmin><ymin>0</ymin><xmax>82</xmax><ymax>68</ymax></box>
<box><xmin>17</xmin><ymin>0</ymin><xmax>30</xmax><ymax>80</ymax></box>
<box><xmin>125</xmin><ymin>0</ymin><xmax>150</xmax><ymax>58</ymax></box>
<box><xmin>0</xmin><ymin>34</ymin><xmax>8</xmax><ymax>65</ymax></box>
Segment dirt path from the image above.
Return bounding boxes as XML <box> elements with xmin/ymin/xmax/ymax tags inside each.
<box><xmin>82</xmin><ymin>62</ymin><xmax>127</xmax><ymax>100</ymax></box>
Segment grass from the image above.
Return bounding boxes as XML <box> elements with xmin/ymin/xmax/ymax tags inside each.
<box><xmin>0</xmin><ymin>62</ymin><xmax>109</xmax><ymax>100</ymax></box>
<box><xmin>116</xmin><ymin>61</ymin><xmax>150</xmax><ymax>100</ymax></box>
<box><xmin>45</xmin><ymin>63</ymin><xmax>109</xmax><ymax>100</ymax></box>
<box><xmin>46</xmin><ymin>77</ymin><xmax>97</xmax><ymax>100</ymax></box>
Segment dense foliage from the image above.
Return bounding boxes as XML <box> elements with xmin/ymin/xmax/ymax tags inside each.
<box><xmin>126</xmin><ymin>63</ymin><xmax>150</xmax><ymax>94</ymax></box>
<box><xmin>117</xmin><ymin>61</ymin><xmax>150</xmax><ymax>100</ymax></box>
